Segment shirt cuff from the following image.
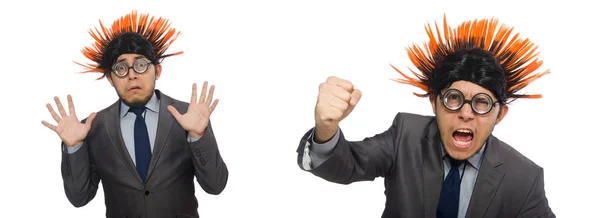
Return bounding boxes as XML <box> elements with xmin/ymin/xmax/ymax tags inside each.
<box><xmin>187</xmin><ymin>133</ymin><xmax>202</xmax><ymax>143</ymax></box>
<box><xmin>64</xmin><ymin>142</ymin><xmax>83</xmax><ymax>154</ymax></box>
<box><xmin>302</xmin><ymin>128</ymin><xmax>340</xmax><ymax>170</ymax></box>
<box><xmin>310</xmin><ymin>128</ymin><xmax>340</xmax><ymax>156</ymax></box>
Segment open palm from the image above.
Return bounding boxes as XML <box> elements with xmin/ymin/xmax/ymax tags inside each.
<box><xmin>168</xmin><ymin>81</ymin><xmax>218</xmax><ymax>138</ymax></box>
<box><xmin>41</xmin><ymin>95</ymin><xmax>97</xmax><ymax>147</ymax></box>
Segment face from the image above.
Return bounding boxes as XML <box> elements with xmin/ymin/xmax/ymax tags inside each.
<box><xmin>107</xmin><ymin>54</ymin><xmax>162</xmax><ymax>107</ymax></box>
<box><xmin>430</xmin><ymin>81</ymin><xmax>509</xmax><ymax>160</ymax></box>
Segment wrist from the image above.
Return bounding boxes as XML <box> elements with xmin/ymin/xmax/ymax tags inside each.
<box><xmin>189</xmin><ymin>131</ymin><xmax>203</xmax><ymax>138</ymax></box>
<box><xmin>64</xmin><ymin>140</ymin><xmax>83</xmax><ymax>147</ymax></box>
<box><xmin>314</xmin><ymin>123</ymin><xmax>337</xmax><ymax>143</ymax></box>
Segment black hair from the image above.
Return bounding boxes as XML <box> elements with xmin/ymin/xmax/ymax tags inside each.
<box><xmin>392</xmin><ymin>16</ymin><xmax>549</xmax><ymax>104</ymax></box>
<box><xmin>429</xmin><ymin>48</ymin><xmax>507</xmax><ymax>104</ymax></box>
<box><xmin>99</xmin><ymin>32</ymin><xmax>159</xmax><ymax>75</ymax></box>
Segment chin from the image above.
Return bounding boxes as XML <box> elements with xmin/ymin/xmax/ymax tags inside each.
<box><xmin>120</xmin><ymin>92</ymin><xmax>153</xmax><ymax>108</ymax></box>
<box><xmin>124</xmin><ymin>99</ymin><xmax>146</xmax><ymax>108</ymax></box>
<box><xmin>444</xmin><ymin>148</ymin><xmax>463</xmax><ymax>159</ymax></box>
<box><xmin>445</xmin><ymin>148</ymin><xmax>473</xmax><ymax>160</ymax></box>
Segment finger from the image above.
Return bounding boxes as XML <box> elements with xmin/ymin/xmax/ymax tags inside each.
<box><xmin>324</xmin><ymin>94</ymin><xmax>349</xmax><ymax>112</ymax></box>
<box><xmin>190</xmin><ymin>83</ymin><xmax>198</xmax><ymax>104</ymax></box>
<box><xmin>209</xmin><ymin>99</ymin><xmax>219</xmax><ymax>113</ymax></box>
<box><xmin>345</xmin><ymin>89</ymin><xmax>362</xmax><ymax>119</ymax></box>
<box><xmin>318</xmin><ymin>93</ymin><xmax>349</xmax><ymax>112</ymax></box>
<box><xmin>316</xmin><ymin>105</ymin><xmax>344</xmax><ymax>121</ymax></box>
<box><xmin>46</xmin><ymin>103</ymin><xmax>61</xmax><ymax>123</ymax></box>
<box><xmin>84</xmin><ymin>112</ymin><xmax>97</xmax><ymax>127</ymax></box>
<box><xmin>325</xmin><ymin>76</ymin><xmax>342</xmax><ymax>84</ymax></box>
<box><xmin>205</xmin><ymin>85</ymin><xmax>215</xmax><ymax>106</ymax></box>
<box><xmin>349</xmin><ymin>89</ymin><xmax>362</xmax><ymax>106</ymax></box>
<box><xmin>326</xmin><ymin>76</ymin><xmax>354</xmax><ymax>92</ymax></box>
<box><xmin>199</xmin><ymin>81</ymin><xmax>208</xmax><ymax>104</ymax></box>
<box><xmin>320</xmin><ymin>83</ymin><xmax>350</xmax><ymax>102</ymax></box>
<box><xmin>67</xmin><ymin>95</ymin><xmax>77</xmax><ymax>117</ymax></box>
<box><xmin>41</xmin><ymin>120</ymin><xmax>57</xmax><ymax>132</ymax></box>
<box><xmin>54</xmin><ymin>96</ymin><xmax>68</xmax><ymax>117</ymax></box>
<box><xmin>330</xmin><ymin>85</ymin><xmax>352</xmax><ymax>103</ymax></box>
<box><xmin>167</xmin><ymin>105</ymin><xmax>184</xmax><ymax>123</ymax></box>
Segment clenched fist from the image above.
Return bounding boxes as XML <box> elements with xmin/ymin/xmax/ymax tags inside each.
<box><xmin>314</xmin><ymin>76</ymin><xmax>362</xmax><ymax>143</ymax></box>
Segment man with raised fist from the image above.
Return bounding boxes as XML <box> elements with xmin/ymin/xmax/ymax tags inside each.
<box><xmin>296</xmin><ymin>16</ymin><xmax>555</xmax><ymax>218</ymax></box>
<box><xmin>41</xmin><ymin>11</ymin><xmax>228</xmax><ymax>218</ymax></box>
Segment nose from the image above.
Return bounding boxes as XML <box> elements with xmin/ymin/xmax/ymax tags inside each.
<box><xmin>458</xmin><ymin>103</ymin><xmax>475</xmax><ymax>121</ymax></box>
<box><xmin>127</xmin><ymin>68</ymin><xmax>138</xmax><ymax>80</ymax></box>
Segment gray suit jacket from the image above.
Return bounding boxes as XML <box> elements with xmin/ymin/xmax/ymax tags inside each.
<box><xmin>61</xmin><ymin>90</ymin><xmax>228</xmax><ymax>218</ymax></box>
<box><xmin>296</xmin><ymin>112</ymin><xmax>554</xmax><ymax>218</ymax></box>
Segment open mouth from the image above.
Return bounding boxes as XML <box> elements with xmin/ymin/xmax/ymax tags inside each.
<box><xmin>452</xmin><ymin>129</ymin><xmax>473</xmax><ymax>149</ymax></box>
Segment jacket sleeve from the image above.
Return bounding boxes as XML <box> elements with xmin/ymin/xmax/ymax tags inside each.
<box><xmin>517</xmin><ymin>168</ymin><xmax>555</xmax><ymax>218</ymax></box>
<box><xmin>61</xmin><ymin>140</ymin><xmax>101</xmax><ymax>207</ymax></box>
<box><xmin>189</xmin><ymin>120</ymin><xmax>229</xmax><ymax>195</ymax></box>
<box><xmin>296</xmin><ymin>113</ymin><xmax>403</xmax><ymax>184</ymax></box>
<box><xmin>60</xmin><ymin>118</ymin><xmax>101</xmax><ymax>207</ymax></box>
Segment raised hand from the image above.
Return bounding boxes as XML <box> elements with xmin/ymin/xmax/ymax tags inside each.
<box><xmin>314</xmin><ymin>76</ymin><xmax>362</xmax><ymax>142</ymax></box>
<box><xmin>41</xmin><ymin>95</ymin><xmax>97</xmax><ymax>147</ymax></box>
<box><xmin>168</xmin><ymin>81</ymin><xmax>219</xmax><ymax>138</ymax></box>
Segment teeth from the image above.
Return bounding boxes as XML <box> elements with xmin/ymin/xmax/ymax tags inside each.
<box><xmin>453</xmin><ymin>139</ymin><xmax>472</xmax><ymax>145</ymax></box>
<box><xmin>456</xmin><ymin>129</ymin><xmax>472</xmax><ymax>134</ymax></box>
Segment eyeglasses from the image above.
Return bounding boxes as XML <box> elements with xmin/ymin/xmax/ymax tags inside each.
<box><xmin>440</xmin><ymin>88</ymin><xmax>499</xmax><ymax>115</ymax></box>
<box><xmin>112</xmin><ymin>59</ymin><xmax>152</xmax><ymax>77</ymax></box>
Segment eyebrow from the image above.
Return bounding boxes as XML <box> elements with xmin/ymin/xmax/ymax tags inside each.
<box><xmin>443</xmin><ymin>88</ymin><xmax>496</xmax><ymax>99</ymax></box>
<box><xmin>116</xmin><ymin>56</ymin><xmax>146</xmax><ymax>63</ymax></box>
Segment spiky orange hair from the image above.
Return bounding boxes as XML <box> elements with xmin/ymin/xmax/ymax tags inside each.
<box><xmin>391</xmin><ymin>14</ymin><xmax>550</xmax><ymax>102</ymax></box>
<box><xmin>75</xmin><ymin>10</ymin><xmax>183</xmax><ymax>79</ymax></box>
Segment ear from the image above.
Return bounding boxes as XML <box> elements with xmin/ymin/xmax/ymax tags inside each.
<box><xmin>106</xmin><ymin>74</ymin><xmax>114</xmax><ymax>87</ymax></box>
<box><xmin>495</xmin><ymin>104</ymin><xmax>509</xmax><ymax>125</ymax></box>
<box><xmin>155</xmin><ymin>64</ymin><xmax>162</xmax><ymax>80</ymax></box>
<box><xmin>429</xmin><ymin>95</ymin><xmax>436</xmax><ymax>115</ymax></box>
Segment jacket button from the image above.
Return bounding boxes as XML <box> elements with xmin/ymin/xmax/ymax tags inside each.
<box><xmin>144</xmin><ymin>190</ymin><xmax>150</xmax><ymax>195</ymax></box>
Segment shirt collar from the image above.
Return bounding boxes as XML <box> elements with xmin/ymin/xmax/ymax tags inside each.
<box><xmin>119</xmin><ymin>91</ymin><xmax>160</xmax><ymax>117</ymax></box>
<box><xmin>440</xmin><ymin>140</ymin><xmax>486</xmax><ymax>170</ymax></box>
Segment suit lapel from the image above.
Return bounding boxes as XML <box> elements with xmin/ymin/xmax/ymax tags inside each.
<box><xmin>146</xmin><ymin>90</ymin><xmax>176</xmax><ymax>180</ymax></box>
<box><xmin>104</xmin><ymin>100</ymin><xmax>142</xmax><ymax>183</ymax></box>
<box><xmin>465</xmin><ymin>136</ymin><xmax>505</xmax><ymax>218</ymax></box>
<box><xmin>422</xmin><ymin>120</ymin><xmax>445</xmax><ymax>218</ymax></box>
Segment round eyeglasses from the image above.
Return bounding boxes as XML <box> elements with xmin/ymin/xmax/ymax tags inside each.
<box><xmin>440</xmin><ymin>88</ymin><xmax>499</xmax><ymax>115</ymax></box>
<box><xmin>112</xmin><ymin>59</ymin><xmax>152</xmax><ymax>77</ymax></box>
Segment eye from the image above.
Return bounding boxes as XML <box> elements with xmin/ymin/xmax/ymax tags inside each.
<box><xmin>473</xmin><ymin>95</ymin><xmax>491</xmax><ymax>111</ymax></box>
<box><xmin>444</xmin><ymin>90</ymin><xmax>463</xmax><ymax>108</ymax></box>
<box><xmin>116</xmin><ymin>64</ymin><xmax>126</xmax><ymax>71</ymax></box>
<box><xmin>133</xmin><ymin>60</ymin><xmax>148</xmax><ymax>72</ymax></box>
<box><xmin>449</xmin><ymin>93</ymin><xmax>460</xmax><ymax>100</ymax></box>
<box><xmin>136</xmin><ymin>60</ymin><xmax>147</xmax><ymax>67</ymax></box>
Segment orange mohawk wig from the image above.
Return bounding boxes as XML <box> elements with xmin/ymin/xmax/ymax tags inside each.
<box><xmin>391</xmin><ymin>14</ymin><xmax>550</xmax><ymax>103</ymax></box>
<box><xmin>75</xmin><ymin>10</ymin><xmax>183</xmax><ymax>80</ymax></box>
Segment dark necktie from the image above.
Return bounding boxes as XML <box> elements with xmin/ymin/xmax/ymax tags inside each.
<box><xmin>436</xmin><ymin>157</ymin><xmax>465</xmax><ymax>218</ymax></box>
<box><xmin>129</xmin><ymin>107</ymin><xmax>152</xmax><ymax>183</ymax></box>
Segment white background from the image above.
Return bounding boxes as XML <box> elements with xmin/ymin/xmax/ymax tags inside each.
<box><xmin>0</xmin><ymin>0</ymin><xmax>597</xmax><ymax>217</ymax></box>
